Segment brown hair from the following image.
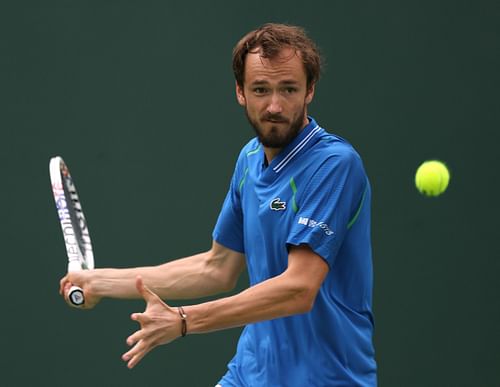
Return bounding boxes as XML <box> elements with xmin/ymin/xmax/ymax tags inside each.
<box><xmin>232</xmin><ymin>23</ymin><xmax>322</xmax><ymax>89</ymax></box>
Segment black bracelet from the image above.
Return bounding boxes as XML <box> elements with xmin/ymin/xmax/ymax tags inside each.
<box><xmin>178</xmin><ymin>306</ymin><xmax>187</xmax><ymax>337</ymax></box>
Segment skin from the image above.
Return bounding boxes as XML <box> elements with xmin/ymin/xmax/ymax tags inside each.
<box><xmin>59</xmin><ymin>47</ymin><xmax>328</xmax><ymax>369</ymax></box>
<box><xmin>236</xmin><ymin>48</ymin><xmax>315</xmax><ymax>163</ymax></box>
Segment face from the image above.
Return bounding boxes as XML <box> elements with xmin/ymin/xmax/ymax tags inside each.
<box><xmin>236</xmin><ymin>48</ymin><xmax>315</xmax><ymax>149</ymax></box>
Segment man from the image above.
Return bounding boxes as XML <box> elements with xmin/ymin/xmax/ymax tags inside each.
<box><xmin>60</xmin><ymin>23</ymin><xmax>377</xmax><ymax>386</ymax></box>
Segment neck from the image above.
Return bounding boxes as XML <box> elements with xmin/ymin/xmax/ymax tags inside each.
<box><xmin>263</xmin><ymin>147</ymin><xmax>281</xmax><ymax>164</ymax></box>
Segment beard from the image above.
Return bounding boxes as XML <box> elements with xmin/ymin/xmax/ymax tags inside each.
<box><xmin>245</xmin><ymin>105</ymin><xmax>306</xmax><ymax>149</ymax></box>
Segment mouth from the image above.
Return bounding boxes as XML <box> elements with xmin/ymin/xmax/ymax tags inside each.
<box><xmin>262</xmin><ymin>113</ymin><xmax>288</xmax><ymax>124</ymax></box>
<box><xmin>265</xmin><ymin>118</ymin><xmax>288</xmax><ymax>124</ymax></box>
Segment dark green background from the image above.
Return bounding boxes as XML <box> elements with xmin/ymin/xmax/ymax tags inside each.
<box><xmin>2</xmin><ymin>1</ymin><xmax>499</xmax><ymax>386</ymax></box>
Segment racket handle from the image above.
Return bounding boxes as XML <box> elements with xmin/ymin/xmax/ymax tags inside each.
<box><xmin>68</xmin><ymin>285</ymin><xmax>85</xmax><ymax>306</ymax></box>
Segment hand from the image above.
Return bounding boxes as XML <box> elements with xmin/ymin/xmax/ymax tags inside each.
<box><xmin>59</xmin><ymin>271</ymin><xmax>101</xmax><ymax>309</ymax></box>
<box><xmin>122</xmin><ymin>276</ymin><xmax>182</xmax><ymax>369</ymax></box>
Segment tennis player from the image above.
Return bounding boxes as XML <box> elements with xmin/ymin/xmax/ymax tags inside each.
<box><xmin>60</xmin><ymin>23</ymin><xmax>377</xmax><ymax>386</ymax></box>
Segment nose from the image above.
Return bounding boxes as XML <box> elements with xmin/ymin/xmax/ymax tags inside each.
<box><xmin>266</xmin><ymin>93</ymin><xmax>283</xmax><ymax>114</ymax></box>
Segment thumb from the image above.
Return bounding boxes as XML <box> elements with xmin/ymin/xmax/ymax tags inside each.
<box><xmin>135</xmin><ymin>275</ymin><xmax>157</xmax><ymax>302</ymax></box>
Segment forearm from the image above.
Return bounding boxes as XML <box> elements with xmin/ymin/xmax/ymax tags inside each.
<box><xmin>184</xmin><ymin>272</ymin><xmax>314</xmax><ymax>334</ymax></box>
<box><xmin>89</xmin><ymin>251</ymin><xmax>233</xmax><ymax>300</ymax></box>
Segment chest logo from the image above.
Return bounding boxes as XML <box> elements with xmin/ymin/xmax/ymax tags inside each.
<box><xmin>270</xmin><ymin>198</ymin><xmax>286</xmax><ymax>211</ymax></box>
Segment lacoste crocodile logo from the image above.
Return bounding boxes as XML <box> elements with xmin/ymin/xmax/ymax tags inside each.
<box><xmin>270</xmin><ymin>198</ymin><xmax>286</xmax><ymax>211</ymax></box>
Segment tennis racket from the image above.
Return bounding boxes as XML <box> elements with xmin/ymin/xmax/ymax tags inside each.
<box><xmin>50</xmin><ymin>156</ymin><xmax>94</xmax><ymax>307</ymax></box>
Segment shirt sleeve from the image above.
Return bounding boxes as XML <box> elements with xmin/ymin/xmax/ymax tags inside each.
<box><xmin>286</xmin><ymin>148</ymin><xmax>368</xmax><ymax>267</ymax></box>
<box><xmin>212</xmin><ymin>156</ymin><xmax>245</xmax><ymax>254</ymax></box>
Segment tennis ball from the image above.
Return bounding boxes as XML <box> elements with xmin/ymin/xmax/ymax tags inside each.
<box><xmin>415</xmin><ymin>160</ymin><xmax>450</xmax><ymax>197</ymax></box>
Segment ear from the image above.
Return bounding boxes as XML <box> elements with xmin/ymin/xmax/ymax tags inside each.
<box><xmin>235</xmin><ymin>81</ymin><xmax>246</xmax><ymax>106</ymax></box>
<box><xmin>305</xmin><ymin>83</ymin><xmax>315</xmax><ymax>105</ymax></box>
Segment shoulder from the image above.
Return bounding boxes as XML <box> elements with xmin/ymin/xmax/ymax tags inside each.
<box><xmin>230</xmin><ymin>137</ymin><xmax>261</xmax><ymax>175</ymax></box>
<box><xmin>239</xmin><ymin>138</ymin><xmax>261</xmax><ymax>159</ymax></box>
<box><xmin>312</xmin><ymin>131</ymin><xmax>365</xmax><ymax>173</ymax></box>
<box><xmin>234</xmin><ymin>138</ymin><xmax>261</xmax><ymax>166</ymax></box>
<box><xmin>299</xmin><ymin>131</ymin><xmax>369</xmax><ymax>200</ymax></box>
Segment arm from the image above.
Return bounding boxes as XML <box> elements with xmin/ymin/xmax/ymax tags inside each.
<box><xmin>186</xmin><ymin>244</ymin><xmax>329</xmax><ymax>332</ymax></box>
<box><xmin>122</xmin><ymin>244</ymin><xmax>328</xmax><ymax>368</ymax></box>
<box><xmin>59</xmin><ymin>241</ymin><xmax>246</xmax><ymax>308</ymax></box>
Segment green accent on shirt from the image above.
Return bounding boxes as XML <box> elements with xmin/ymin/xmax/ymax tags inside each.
<box><xmin>347</xmin><ymin>185</ymin><xmax>368</xmax><ymax>229</ymax></box>
<box><xmin>239</xmin><ymin>167</ymin><xmax>249</xmax><ymax>193</ymax></box>
<box><xmin>290</xmin><ymin>177</ymin><xmax>299</xmax><ymax>213</ymax></box>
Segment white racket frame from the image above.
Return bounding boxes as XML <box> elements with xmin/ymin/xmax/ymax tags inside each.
<box><xmin>50</xmin><ymin>156</ymin><xmax>94</xmax><ymax>306</ymax></box>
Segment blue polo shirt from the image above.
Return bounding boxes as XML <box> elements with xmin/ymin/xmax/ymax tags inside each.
<box><xmin>213</xmin><ymin>117</ymin><xmax>377</xmax><ymax>386</ymax></box>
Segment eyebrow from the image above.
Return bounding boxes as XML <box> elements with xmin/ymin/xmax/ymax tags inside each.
<box><xmin>250</xmin><ymin>79</ymin><xmax>300</xmax><ymax>85</ymax></box>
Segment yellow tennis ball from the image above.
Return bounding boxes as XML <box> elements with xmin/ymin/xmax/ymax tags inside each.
<box><xmin>415</xmin><ymin>160</ymin><xmax>450</xmax><ymax>197</ymax></box>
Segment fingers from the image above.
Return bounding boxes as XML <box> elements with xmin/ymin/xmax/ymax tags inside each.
<box><xmin>59</xmin><ymin>272</ymin><xmax>78</xmax><ymax>298</ymax></box>
<box><xmin>122</xmin><ymin>313</ymin><xmax>154</xmax><ymax>369</ymax></box>
<box><xmin>59</xmin><ymin>276</ymin><xmax>67</xmax><ymax>295</ymax></box>
<box><xmin>126</xmin><ymin>328</ymin><xmax>143</xmax><ymax>347</ymax></box>
<box><xmin>59</xmin><ymin>272</ymin><xmax>99</xmax><ymax>309</ymax></box>
<box><xmin>59</xmin><ymin>276</ymin><xmax>74</xmax><ymax>304</ymax></box>
<box><xmin>59</xmin><ymin>275</ymin><xmax>75</xmax><ymax>296</ymax></box>
<box><xmin>59</xmin><ymin>275</ymin><xmax>80</xmax><ymax>306</ymax></box>
<box><xmin>122</xmin><ymin>339</ymin><xmax>151</xmax><ymax>369</ymax></box>
<box><xmin>123</xmin><ymin>277</ymin><xmax>176</xmax><ymax>369</ymax></box>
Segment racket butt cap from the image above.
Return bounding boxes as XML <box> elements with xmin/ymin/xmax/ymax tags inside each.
<box><xmin>68</xmin><ymin>286</ymin><xmax>85</xmax><ymax>306</ymax></box>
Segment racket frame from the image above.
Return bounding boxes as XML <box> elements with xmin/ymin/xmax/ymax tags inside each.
<box><xmin>50</xmin><ymin>156</ymin><xmax>94</xmax><ymax>306</ymax></box>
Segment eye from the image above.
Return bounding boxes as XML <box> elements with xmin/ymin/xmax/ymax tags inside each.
<box><xmin>253</xmin><ymin>87</ymin><xmax>268</xmax><ymax>95</ymax></box>
<box><xmin>282</xmin><ymin>87</ymin><xmax>298</xmax><ymax>94</ymax></box>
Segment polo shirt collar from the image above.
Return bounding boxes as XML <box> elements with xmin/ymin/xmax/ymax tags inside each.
<box><xmin>267</xmin><ymin>116</ymin><xmax>322</xmax><ymax>174</ymax></box>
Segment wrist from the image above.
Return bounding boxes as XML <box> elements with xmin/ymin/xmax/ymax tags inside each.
<box><xmin>89</xmin><ymin>268</ymin><xmax>137</xmax><ymax>299</ymax></box>
<box><xmin>86</xmin><ymin>269</ymin><xmax>107</xmax><ymax>298</ymax></box>
<box><xmin>86</xmin><ymin>269</ymin><xmax>120</xmax><ymax>299</ymax></box>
